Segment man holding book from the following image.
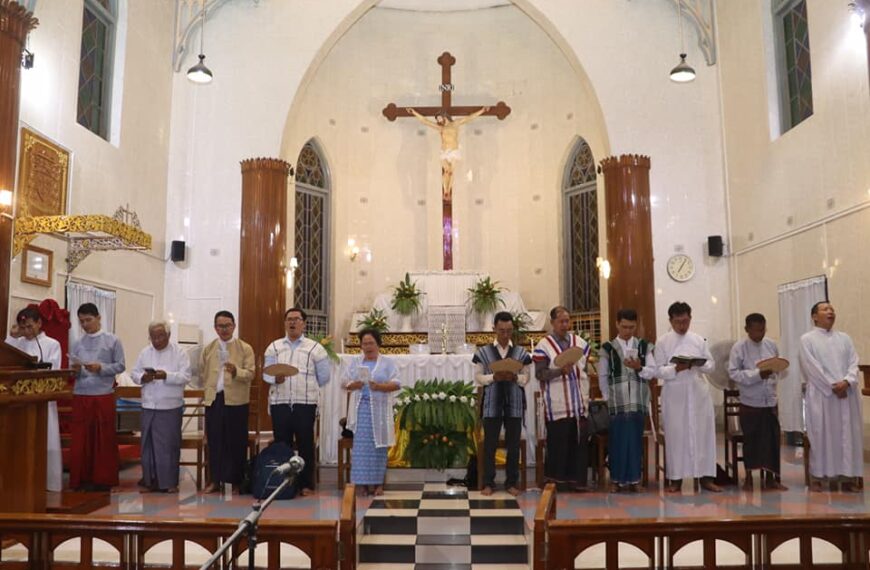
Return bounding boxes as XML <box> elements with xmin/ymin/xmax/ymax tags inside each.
<box><xmin>473</xmin><ymin>311</ymin><xmax>533</xmax><ymax>496</ymax></box>
<box><xmin>598</xmin><ymin>309</ymin><xmax>656</xmax><ymax>493</ymax></box>
<box><xmin>654</xmin><ymin>302</ymin><xmax>721</xmax><ymax>493</ymax></box>
<box><xmin>727</xmin><ymin>313</ymin><xmax>788</xmax><ymax>491</ymax></box>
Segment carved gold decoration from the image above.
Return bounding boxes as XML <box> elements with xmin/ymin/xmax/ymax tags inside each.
<box><xmin>344</xmin><ymin>331</ymin><xmax>547</xmax><ymax>354</ymax></box>
<box><xmin>13</xmin><ymin>205</ymin><xmax>152</xmax><ymax>272</ymax></box>
<box><xmin>0</xmin><ymin>376</ymin><xmax>68</xmax><ymax>397</ymax></box>
<box><xmin>16</xmin><ymin>128</ymin><xmax>69</xmax><ymax>219</ymax></box>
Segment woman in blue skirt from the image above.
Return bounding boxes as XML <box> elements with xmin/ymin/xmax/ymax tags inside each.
<box><xmin>343</xmin><ymin>329</ymin><xmax>401</xmax><ymax>496</ymax></box>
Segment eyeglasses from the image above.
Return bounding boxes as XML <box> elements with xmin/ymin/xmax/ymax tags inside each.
<box><xmin>215</xmin><ymin>323</ymin><xmax>234</xmax><ymax>329</ymax></box>
<box><xmin>285</xmin><ymin>317</ymin><xmax>304</xmax><ymax>323</ymax></box>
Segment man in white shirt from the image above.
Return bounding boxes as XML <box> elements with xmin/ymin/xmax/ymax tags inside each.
<box><xmin>131</xmin><ymin>321</ymin><xmax>191</xmax><ymax>493</ymax></box>
<box><xmin>262</xmin><ymin>307</ymin><xmax>331</xmax><ymax>496</ymax></box>
<box><xmin>800</xmin><ymin>301</ymin><xmax>862</xmax><ymax>492</ymax></box>
<box><xmin>6</xmin><ymin>307</ymin><xmax>63</xmax><ymax>491</ymax></box>
<box><xmin>728</xmin><ymin>313</ymin><xmax>787</xmax><ymax>491</ymax></box>
<box><xmin>654</xmin><ymin>302</ymin><xmax>721</xmax><ymax>493</ymax></box>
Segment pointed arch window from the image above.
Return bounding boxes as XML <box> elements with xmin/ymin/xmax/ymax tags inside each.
<box><xmin>294</xmin><ymin>141</ymin><xmax>330</xmax><ymax>336</ymax></box>
<box><xmin>77</xmin><ymin>0</ymin><xmax>117</xmax><ymax>139</ymax></box>
<box><xmin>562</xmin><ymin>138</ymin><xmax>599</xmax><ymax>313</ymax></box>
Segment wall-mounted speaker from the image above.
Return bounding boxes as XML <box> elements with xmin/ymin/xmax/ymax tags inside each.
<box><xmin>707</xmin><ymin>235</ymin><xmax>724</xmax><ymax>257</ymax></box>
<box><xmin>170</xmin><ymin>240</ymin><xmax>186</xmax><ymax>262</ymax></box>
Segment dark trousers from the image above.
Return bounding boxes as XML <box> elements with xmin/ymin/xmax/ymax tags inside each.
<box><xmin>739</xmin><ymin>404</ymin><xmax>782</xmax><ymax>475</ymax></box>
<box><xmin>271</xmin><ymin>403</ymin><xmax>317</xmax><ymax>490</ymax></box>
<box><xmin>545</xmin><ymin>417</ymin><xmax>589</xmax><ymax>487</ymax></box>
<box><xmin>205</xmin><ymin>393</ymin><xmax>248</xmax><ymax>486</ymax></box>
<box><xmin>482</xmin><ymin>416</ymin><xmax>522</xmax><ymax>488</ymax></box>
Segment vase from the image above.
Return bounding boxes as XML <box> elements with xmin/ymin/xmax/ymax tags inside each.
<box><xmin>399</xmin><ymin>313</ymin><xmax>414</xmax><ymax>332</ymax></box>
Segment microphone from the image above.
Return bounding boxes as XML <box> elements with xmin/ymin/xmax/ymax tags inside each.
<box><xmin>32</xmin><ymin>334</ymin><xmax>52</xmax><ymax>369</ymax></box>
<box><xmin>272</xmin><ymin>455</ymin><xmax>305</xmax><ymax>477</ymax></box>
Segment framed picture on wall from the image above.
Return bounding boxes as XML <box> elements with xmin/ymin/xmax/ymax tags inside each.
<box><xmin>21</xmin><ymin>245</ymin><xmax>52</xmax><ymax>287</ymax></box>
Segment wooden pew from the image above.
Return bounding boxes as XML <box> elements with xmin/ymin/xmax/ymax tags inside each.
<box><xmin>534</xmin><ymin>484</ymin><xmax>870</xmax><ymax>569</ymax></box>
<box><xmin>0</xmin><ymin>485</ymin><xmax>356</xmax><ymax>569</ymax></box>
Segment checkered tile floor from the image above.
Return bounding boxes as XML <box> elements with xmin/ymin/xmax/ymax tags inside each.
<box><xmin>357</xmin><ymin>483</ymin><xmax>529</xmax><ymax>569</ymax></box>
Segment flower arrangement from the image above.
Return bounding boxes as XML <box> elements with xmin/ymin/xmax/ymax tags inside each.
<box><xmin>466</xmin><ymin>276</ymin><xmax>505</xmax><ymax>315</ymax></box>
<box><xmin>390</xmin><ymin>273</ymin><xmax>424</xmax><ymax>316</ymax></box>
<box><xmin>357</xmin><ymin>307</ymin><xmax>390</xmax><ymax>333</ymax></box>
<box><xmin>394</xmin><ymin>379</ymin><xmax>477</xmax><ymax>469</ymax></box>
<box><xmin>510</xmin><ymin>311</ymin><xmax>533</xmax><ymax>344</ymax></box>
<box><xmin>578</xmin><ymin>330</ymin><xmax>599</xmax><ymax>366</ymax></box>
<box><xmin>309</xmin><ymin>334</ymin><xmax>340</xmax><ymax>363</ymax></box>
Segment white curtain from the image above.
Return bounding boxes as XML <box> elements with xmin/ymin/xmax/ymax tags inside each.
<box><xmin>67</xmin><ymin>281</ymin><xmax>117</xmax><ymax>346</ymax></box>
<box><xmin>777</xmin><ymin>275</ymin><xmax>827</xmax><ymax>432</ymax></box>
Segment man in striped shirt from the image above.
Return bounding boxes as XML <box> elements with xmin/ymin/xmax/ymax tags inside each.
<box><xmin>533</xmin><ymin>306</ymin><xmax>590</xmax><ymax>492</ymax></box>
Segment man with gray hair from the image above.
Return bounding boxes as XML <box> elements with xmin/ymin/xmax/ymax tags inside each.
<box><xmin>131</xmin><ymin>320</ymin><xmax>191</xmax><ymax>493</ymax></box>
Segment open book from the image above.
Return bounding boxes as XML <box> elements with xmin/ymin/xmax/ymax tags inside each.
<box><xmin>669</xmin><ymin>355</ymin><xmax>707</xmax><ymax>367</ymax></box>
<box><xmin>757</xmin><ymin>357</ymin><xmax>789</xmax><ymax>373</ymax></box>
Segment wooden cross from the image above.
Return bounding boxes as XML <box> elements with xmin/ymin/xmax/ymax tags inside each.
<box><xmin>383</xmin><ymin>52</ymin><xmax>510</xmax><ymax>270</ymax></box>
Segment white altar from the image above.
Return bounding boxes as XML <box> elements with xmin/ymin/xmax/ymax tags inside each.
<box><xmin>350</xmin><ymin>270</ymin><xmax>546</xmax><ymax>333</ymax></box>
<box><xmin>318</xmin><ymin>353</ymin><xmax>541</xmax><ymax>465</ymax></box>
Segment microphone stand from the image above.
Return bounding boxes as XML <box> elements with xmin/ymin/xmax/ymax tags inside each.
<box><xmin>199</xmin><ymin>471</ymin><xmax>298</xmax><ymax>570</ymax></box>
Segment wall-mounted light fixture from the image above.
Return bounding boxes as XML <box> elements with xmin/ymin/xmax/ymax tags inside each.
<box><xmin>0</xmin><ymin>189</ymin><xmax>13</xmax><ymax>220</ymax></box>
<box><xmin>21</xmin><ymin>48</ymin><xmax>34</xmax><ymax>69</ymax></box>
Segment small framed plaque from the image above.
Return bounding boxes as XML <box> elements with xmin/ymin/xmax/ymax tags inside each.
<box><xmin>21</xmin><ymin>244</ymin><xmax>52</xmax><ymax>287</ymax></box>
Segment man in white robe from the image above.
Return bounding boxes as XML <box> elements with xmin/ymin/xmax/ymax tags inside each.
<box><xmin>6</xmin><ymin>307</ymin><xmax>63</xmax><ymax>492</ymax></box>
<box><xmin>654</xmin><ymin>301</ymin><xmax>722</xmax><ymax>493</ymax></box>
<box><xmin>799</xmin><ymin>301</ymin><xmax>862</xmax><ymax>492</ymax></box>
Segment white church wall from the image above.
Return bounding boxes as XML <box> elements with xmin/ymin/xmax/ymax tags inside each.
<box><xmin>719</xmin><ymin>0</ymin><xmax>870</xmax><ymax>356</ymax></box>
<box><xmin>164</xmin><ymin>0</ymin><xmax>731</xmax><ymax>347</ymax></box>
<box><xmin>13</xmin><ymin>0</ymin><xmax>174</xmax><ymax>357</ymax></box>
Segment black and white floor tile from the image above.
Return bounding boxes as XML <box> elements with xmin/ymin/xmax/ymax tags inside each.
<box><xmin>358</xmin><ymin>483</ymin><xmax>529</xmax><ymax>569</ymax></box>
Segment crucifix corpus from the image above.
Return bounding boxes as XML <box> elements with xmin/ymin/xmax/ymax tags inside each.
<box><xmin>383</xmin><ymin>51</ymin><xmax>510</xmax><ymax>270</ymax></box>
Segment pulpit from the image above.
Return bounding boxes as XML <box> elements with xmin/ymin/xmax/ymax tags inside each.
<box><xmin>0</xmin><ymin>341</ymin><xmax>72</xmax><ymax>513</ymax></box>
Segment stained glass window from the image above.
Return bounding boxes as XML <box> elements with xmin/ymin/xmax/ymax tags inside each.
<box><xmin>562</xmin><ymin>138</ymin><xmax>599</xmax><ymax>313</ymax></box>
<box><xmin>294</xmin><ymin>141</ymin><xmax>330</xmax><ymax>337</ymax></box>
<box><xmin>77</xmin><ymin>0</ymin><xmax>116</xmax><ymax>139</ymax></box>
<box><xmin>775</xmin><ymin>0</ymin><xmax>813</xmax><ymax>130</ymax></box>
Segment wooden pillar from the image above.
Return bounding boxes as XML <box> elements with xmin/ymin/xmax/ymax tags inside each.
<box><xmin>0</xmin><ymin>1</ymin><xmax>37</xmax><ymax>338</ymax></box>
<box><xmin>600</xmin><ymin>154</ymin><xmax>656</xmax><ymax>340</ymax></box>
<box><xmin>239</xmin><ymin>158</ymin><xmax>291</xmax><ymax>432</ymax></box>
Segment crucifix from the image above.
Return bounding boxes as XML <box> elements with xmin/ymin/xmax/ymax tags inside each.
<box><xmin>383</xmin><ymin>52</ymin><xmax>510</xmax><ymax>270</ymax></box>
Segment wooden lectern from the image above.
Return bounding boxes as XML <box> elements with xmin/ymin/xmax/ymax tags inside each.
<box><xmin>0</xmin><ymin>340</ymin><xmax>72</xmax><ymax>513</ymax></box>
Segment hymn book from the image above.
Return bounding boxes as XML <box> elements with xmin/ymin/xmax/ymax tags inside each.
<box><xmin>554</xmin><ymin>346</ymin><xmax>584</xmax><ymax>368</ymax></box>
<box><xmin>669</xmin><ymin>355</ymin><xmax>707</xmax><ymax>367</ymax></box>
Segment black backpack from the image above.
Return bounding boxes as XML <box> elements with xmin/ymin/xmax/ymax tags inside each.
<box><xmin>252</xmin><ymin>441</ymin><xmax>298</xmax><ymax>500</ymax></box>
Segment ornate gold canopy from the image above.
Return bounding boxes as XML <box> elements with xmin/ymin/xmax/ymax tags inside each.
<box><xmin>13</xmin><ymin>205</ymin><xmax>152</xmax><ymax>272</ymax></box>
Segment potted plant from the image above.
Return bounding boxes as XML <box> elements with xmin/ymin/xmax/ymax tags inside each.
<box><xmin>510</xmin><ymin>311</ymin><xmax>533</xmax><ymax>347</ymax></box>
<box><xmin>357</xmin><ymin>307</ymin><xmax>389</xmax><ymax>334</ymax></box>
<box><xmin>466</xmin><ymin>276</ymin><xmax>505</xmax><ymax>331</ymax></box>
<box><xmin>390</xmin><ymin>273</ymin><xmax>424</xmax><ymax>331</ymax></box>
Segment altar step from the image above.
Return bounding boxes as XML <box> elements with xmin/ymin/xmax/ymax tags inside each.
<box><xmin>358</xmin><ymin>483</ymin><xmax>529</xmax><ymax>568</ymax></box>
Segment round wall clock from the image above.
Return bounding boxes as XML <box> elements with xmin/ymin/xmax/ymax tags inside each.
<box><xmin>666</xmin><ymin>253</ymin><xmax>695</xmax><ymax>282</ymax></box>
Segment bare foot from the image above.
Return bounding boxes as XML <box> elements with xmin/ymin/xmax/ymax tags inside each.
<box><xmin>373</xmin><ymin>486</ymin><xmax>384</xmax><ymax>496</ymax></box>
<box><xmin>628</xmin><ymin>484</ymin><xmax>640</xmax><ymax>493</ymax></box>
<box><xmin>841</xmin><ymin>481</ymin><xmax>861</xmax><ymax>493</ymax></box>
<box><xmin>165</xmin><ymin>487</ymin><xmax>179</xmax><ymax>494</ymax></box>
<box><xmin>700</xmin><ymin>480</ymin><xmax>723</xmax><ymax>493</ymax></box>
<box><xmin>609</xmin><ymin>483</ymin><xmax>621</xmax><ymax>494</ymax></box>
<box><xmin>742</xmin><ymin>478</ymin><xmax>754</xmax><ymax>492</ymax></box>
<box><xmin>481</xmin><ymin>486</ymin><xmax>494</xmax><ymax>496</ymax></box>
<box><xmin>666</xmin><ymin>480</ymin><xmax>682</xmax><ymax>494</ymax></box>
<box><xmin>809</xmin><ymin>480</ymin><xmax>823</xmax><ymax>493</ymax></box>
<box><xmin>203</xmin><ymin>482</ymin><xmax>220</xmax><ymax>494</ymax></box>
<box><xmin>301</xmin><ymin>487</ymin><xmax>315</xmax><ymax>497</ymax></box>
<box><xmin>506</xmin><ymin>486</ymin><xmax>521</xmax><ymax>497</ymax></box>
<box><xmin>765</xmin><ymin>481</ymin><xmax>788</xmax><ymax>491</ymax></box>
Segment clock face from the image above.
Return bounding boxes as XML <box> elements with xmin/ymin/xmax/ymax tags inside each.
<box><xmin>667</xmin><ymin>254</ymin><xmax>695</xmax><ymax>282</ymax></box>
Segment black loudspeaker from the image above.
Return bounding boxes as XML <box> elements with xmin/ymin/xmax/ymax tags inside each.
<box><xmin>708</xmin><ymin>235</ymin><xmax>724</xmax><ymax>257</ymax></box>
<box><xmin>170</xmin><ymin>240</ymin><xmax>186</xmax><ymax>262</ymax></box>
